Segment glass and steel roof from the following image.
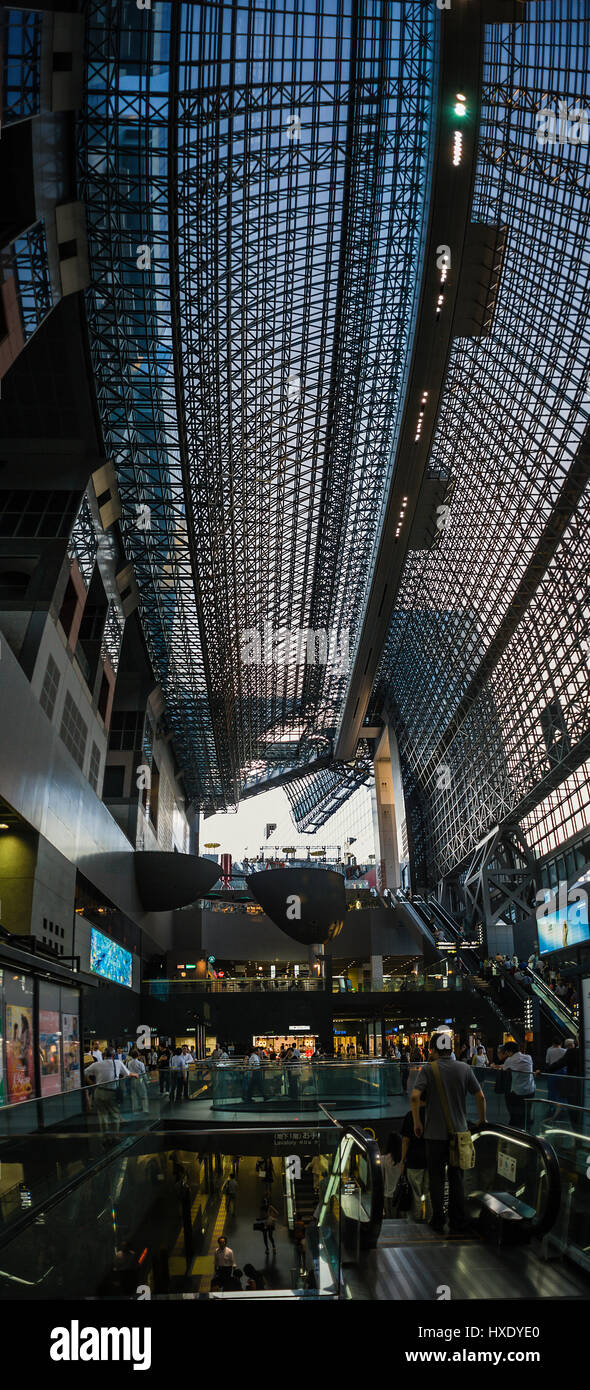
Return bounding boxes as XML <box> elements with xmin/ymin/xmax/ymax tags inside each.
<box><xmin>80</xmin><ymin>0</ymin><xmax>436</xmax><ymax>809</ymax></box>
<box><xmin>374</xmin><ymin>1</ymin><xmax>590</xmax><ymax>880</ymax></box>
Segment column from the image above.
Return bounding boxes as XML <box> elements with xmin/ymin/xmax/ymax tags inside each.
<box><xmin>373</xmin><ymin>726</ymin><xmax>401</xmax><ymax>892</ymax></box>
<box><xmin>370</xmin><ymin>953</ymin><xmax>383</xmax><ymax>991</ymax></box>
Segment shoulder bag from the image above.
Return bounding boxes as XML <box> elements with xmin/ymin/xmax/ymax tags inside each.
<box><xmin>391</xmin><ymin>1172</ymin><xmax>413</xmax><ymax>1215</ymax></box>
<box><xmin>430</xmin><ymin>1060</ymin><xmax>475</xmax><ymax>1170</ymax></box>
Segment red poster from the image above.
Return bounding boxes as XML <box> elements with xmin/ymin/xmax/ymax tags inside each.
<box><xmin>6</xmin><ymin>1004</ymin><xmax>34</xmax><ymax>1104</ymax></box>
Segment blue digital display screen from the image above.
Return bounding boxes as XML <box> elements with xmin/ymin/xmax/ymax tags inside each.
<box><xmin>537</xmin><ymin>890</ymin><xmax>589</xmax><ymax>955</ymax></box>
<box><xmin>90</xmin><ymin>927</ymin><xmax>133</xmax><ymax>988</ymax></box>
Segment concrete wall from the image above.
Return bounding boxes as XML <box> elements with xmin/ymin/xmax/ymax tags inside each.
<box><xmin>0</xmin><ymin>633</ymin><xmax>173</xmax><ymax>946</ymax></box>
<box><xmin>29</xmin><ymin>834</ymin><xmax>76</xmax><ymax>953</ymax></box>
<box><xmin>0</xmin><ymin>823</ymin><xmax>37</xmax><ymax>932</ymax></box>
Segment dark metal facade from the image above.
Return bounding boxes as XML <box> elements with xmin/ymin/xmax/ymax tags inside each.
<box><xmin>79</xmin><ymin>0</ymin><xmax>436</xmax><ymax>809</ymax></box>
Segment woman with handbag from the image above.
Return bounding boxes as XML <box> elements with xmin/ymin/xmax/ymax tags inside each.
<box><xmin>257</xmin><ymin>1195</ymin><xmax>279</xmax><ymax>1254</ymax></box>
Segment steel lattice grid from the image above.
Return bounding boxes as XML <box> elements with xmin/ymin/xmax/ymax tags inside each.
<box><xmin>80</xmin><ymin>0</ymin><xmax>220</xmax><ymax>806</ymax></box>
<box><xmin>80</xmin><ymin>0</ymin><xmax>437</xmax><ymax>809</ymax></box>
<box><xmin>374</xmin><ymin>1</ymin><xmax>590</xmax><ymax>881</ymax></box>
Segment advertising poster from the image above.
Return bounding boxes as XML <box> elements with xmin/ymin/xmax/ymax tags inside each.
<box><xmin>537</xmin><ymin>889</ymin><xmax>590</xmax><ymax>954</ymax></box>
<box><xmin>6</xmin><ymin>1004</ymin><xmax>34</xmax><ymax>1104</ymax></box>
<box><xmin>62</xmin><ymin>1014</ymin><xmax>81</xmax><ymax>1092</ymax></box>
<box><xmin>90</xmin><ymin>926</ymin><xmax>133</xmax><ymax>988</ymax></box>
<box><xmin>39</xmin><ymin>1010</ymin><xmax>62</xmax><ymax>1097</ymax></box>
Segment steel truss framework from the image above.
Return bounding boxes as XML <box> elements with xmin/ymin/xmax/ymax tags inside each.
<box><xmin>79</xmin><ymin>0</ymin><xmax>436</xmax><ymax>808</ymax></box>
<box><xmin>374</xmin><ymin>1</ymin><xmax>590</xmax><ymax>885</ymax></box>
<box><xmin>284</xmin><ymin>751</ymin><xmax>372</xmax><ymax>833</ymax></box>
<box><xmin>1</xmin><ymin>6</ymin><xmax>42</xmax><ymax>126</ymax></box>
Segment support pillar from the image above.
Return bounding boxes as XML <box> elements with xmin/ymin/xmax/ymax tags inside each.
<box><xmin>370</xmin><ymin>953</ymin><xmax>383</xmax><ymax>991</ymax></box>
<box><xmin>373</xmin><ymin>726</ymin><xmax>401</xmax><ymax>891</ymax></box>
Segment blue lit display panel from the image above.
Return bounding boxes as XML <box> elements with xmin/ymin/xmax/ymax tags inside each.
<box><xmin>538</xmin><ymin>892</ymin><xmax>589</xmax><ymax>955</ymax></box>
<box><xmin>90</xmin><ymin>928</ymin><xmax>133</xmax><ymax>988</ymax></box>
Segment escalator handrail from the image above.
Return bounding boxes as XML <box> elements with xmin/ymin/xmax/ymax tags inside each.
<box><xmin>320</xmin><ymin>1119</ymin><xmax>384</xmax><ymax>1251</ymax></box>
<box><xmin>396</xmin><ymin>897</ymin><xmax>441</xmax><ymax>954</ymax></box>
<box><xmin>498</xmin><ymin>965</ymin><xmax>579</xmax><ymax>1038</ymax></box>
<box><xmin>472</xmin><ymin>1121</ymin><xmax>561</xmax><ymax>1239</ymax></box>
<box><xmin>524</xmin><ymin>968</ymin><xmax>579</xmax><ymax>1035</ymax></box>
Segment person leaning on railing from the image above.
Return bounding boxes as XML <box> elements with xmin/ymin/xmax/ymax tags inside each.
<box><xmin>84</xmin><ymin>1048</ymin><xmax>130</xmax><ymax>1143</ymax></box>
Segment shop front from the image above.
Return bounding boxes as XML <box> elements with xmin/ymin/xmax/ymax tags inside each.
<box><xmin>253</xmin><ymin>1028</ymin><xmax>318</xmax><ymax>1057</ymax></box>
<box><xmin>0</xmin><ymin>938</ymin><xmax>84</xmax><ymax>1106</ymax></box>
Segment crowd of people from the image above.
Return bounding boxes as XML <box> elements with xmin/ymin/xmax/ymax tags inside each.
<box><xmin>475</xmin><ymin>952</ymin><xmax>578</xmax><ymax>1012</ymax></box>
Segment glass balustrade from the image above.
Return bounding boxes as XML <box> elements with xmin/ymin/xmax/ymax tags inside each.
<box><xmin>0</xmin><ymin>1120</ymin><xmax>343</xmax><ymax>1300</ymax></box>
<box><xmin>143</xmin><ymin>971</ymin><xmax>467</xmax><ymax>994</ymax></box>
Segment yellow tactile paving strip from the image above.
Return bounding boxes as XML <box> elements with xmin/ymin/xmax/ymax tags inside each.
<box><xmin>192</xmin><ymin>1158</ymin><xmax>232</xmax><ymax>1292</ymax></box>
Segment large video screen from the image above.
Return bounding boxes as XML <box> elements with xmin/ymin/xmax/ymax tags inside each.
<box><xmin>537</xmin><ymin>890</ymin><xmax>589</xmax><ymax>955</ymax></box>
<box><xmin>90</xmin><ymin>927</ymin><xmax>133</xmax><ymax>988</ymax></box>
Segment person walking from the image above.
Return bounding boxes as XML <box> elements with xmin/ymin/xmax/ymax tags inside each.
<box><xmin>169</xmin><ymin>1047</ymin><xmax>187</xmax><ymax>1105</ymax></box>
<box><xmin>157</xmin><ymin>1046</ymin><xmax>171</xmax><ymax>1095</ymax></box>
<box><xmin>84</xmin><ymin>1048</ymin><xmax>130</xmax><ymax>1145</ymax></box>
<box><xmin>411</xmin><ymin>1031</ymin><xmax>486</xmax><ymax>1235</ymax></box>
<box><xmin>213</xmin><ymin>1236</ymin><xmax>236</xmax><ymax>1291</ymax></box>
<box><xmin>260</xmin><ymin>1196</ymin><xmax>279</xmax><ymax>1256</ymax></box>
<box><xmin>223</xmin><ymin>1172</ymin><xmax>239</xmax><ymax>1218</ymax></box>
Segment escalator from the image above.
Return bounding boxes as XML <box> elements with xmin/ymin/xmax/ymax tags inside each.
<box><xmin>393</xmin><ymin>892</ymin><xmax>443</xmax><ymax>965</ymax></box>
<box><xmin>409</xmin><ymin>895</ymin><xmax>519</xmax><ymax>1038</ymax></box>
<box><xmin>414</xmin><ymin>895</ymin><xmax>578</xmax><ymax>1046</ymax></box>
<box><xmin>333</xmin><ymin>1121</ymin><xmax>590</xmax><ymax>1300</ymax></box>
<box><xmin>425</xmin><ymin>898</ymin><xmax>579</xmax><ymax>1042</ymax></box>
<box><xmin>525</xmin><ymin>967</ymin><xmax>579</xmax><ymax>1038</ymax></box>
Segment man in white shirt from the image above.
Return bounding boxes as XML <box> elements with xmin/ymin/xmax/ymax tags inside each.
<box><xmin>213</xmin><ymin>1236</ymin><xmax>236</xmax><ymax>1291</ymax></box>
<box><xmin>496</xmin><ymin>1043</ymin><xmax>534</xmax><ymax>1128</ymax></box>
<box><xmin>546</xmin><ymin>1040</ymin><xmax>567</xmax><ymax>1068</ymax></box>
<box><xmin>126</xmin><ymin>1049</ymin><xmax>149</xmax><ymax>1112</ymax></box>
<box><xmin>85</xmin><ymin>1049</ymin><xmax>130</xmax><ymax>1141</ymax></box>
<box><xmin>247</xmin><ymin>1047</ymin><xmax>263</xmax><ymax>1100</ymax></box>
<box><xmin>91</xmin><ymin>1046</ymin><xmax>103</xmax><ymax>1062</ymax></box>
